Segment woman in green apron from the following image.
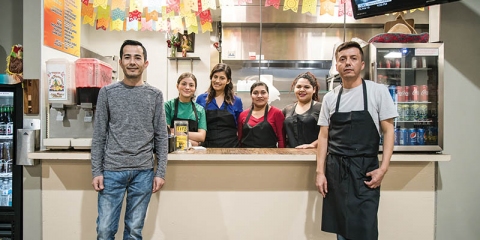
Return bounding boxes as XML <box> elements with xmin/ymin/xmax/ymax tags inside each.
<box><xmin>165</xmin><ymin>72</ymin><xmax>207</xmax><ymax>146</ymax></box>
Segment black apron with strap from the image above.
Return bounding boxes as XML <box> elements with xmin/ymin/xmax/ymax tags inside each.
<box><xmin>283</xmin><ymin>101</ymin><xmax>320</xmax><ymax>148</ymax></box>
<box><xmin>321</xmin><ymin>80</ymin><xmax>381</xmax><ymax>240</ymax></box>
<box><xmin>171</xmin><ymin>98</ymin><xmax>199</xmax><ymax>132</ymax></box>
<box><xmin>240</xmin><ymin>105</ymin><xmax>278</xmax><ymax>148</ymax></box>
<box><xmin>204</xmin><ymin>102</ymin><xmax>238</xmax><ymax>148</ymax></box>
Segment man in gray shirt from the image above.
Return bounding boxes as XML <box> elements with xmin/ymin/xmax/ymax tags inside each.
<box><xmin>91</xmin><ymin>39</ymin><xmax>168</xmax><ymax>240</ymax></box>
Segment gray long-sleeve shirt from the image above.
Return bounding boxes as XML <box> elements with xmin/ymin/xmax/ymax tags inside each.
<box><xmin>91</xmin><ymin>81</ymin><xmax>168</xmax><ymax>178</ymax></box>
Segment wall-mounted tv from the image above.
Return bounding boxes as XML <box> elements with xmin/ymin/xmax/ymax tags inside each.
<box><xmin>351</xmin><ymin>0</ymin><xmax>461</xmax><ymax>20</ymax></box>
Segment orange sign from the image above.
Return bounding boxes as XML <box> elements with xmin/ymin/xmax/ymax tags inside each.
<box><xmin>44</xmin><ymin>0</ymin><xmax>81</xmax><ymax>56</ymax></box>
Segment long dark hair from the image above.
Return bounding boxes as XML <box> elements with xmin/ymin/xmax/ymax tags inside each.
<box><xmin>290</xmin><ymin>72</ymin><xmax>320</xmax><ymax>102</ymax></box>
<box><xmin>177</xmin><ymin>72</ymin><xmax>197</xmax><ymax>101</ymax></box>
<box><xmin>206</xmin><ymin>63</ymin><xmax>235</xmax><ymax>105</ymax></box>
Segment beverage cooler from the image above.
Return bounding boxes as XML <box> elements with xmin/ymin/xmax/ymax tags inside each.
<box><xmin>364</xmin><ymin>43</ymin><xmax>444</xmax><ymax>152</ymax></box>
<box><xmin>0</xmin><ymin>83</ymin><xmax>23</xmax><ymax>239</ymax></box>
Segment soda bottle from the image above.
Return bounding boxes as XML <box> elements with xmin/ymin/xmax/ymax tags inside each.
<box><xmin>0</xmin><ymin>179</ymin><xmax>8</xmax><ymax>206</ymax></box>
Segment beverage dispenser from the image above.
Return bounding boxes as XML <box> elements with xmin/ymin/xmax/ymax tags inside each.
<box><xmin>44</xmin><ymin>58</ymin><xmax>112</xmax><ymax>150</ymax></box>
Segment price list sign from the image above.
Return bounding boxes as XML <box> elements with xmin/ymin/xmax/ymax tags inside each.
<box><xmin>44</xmin><ymin>0</ymin><xmax>81</xmax><ymax>57</ymax></box>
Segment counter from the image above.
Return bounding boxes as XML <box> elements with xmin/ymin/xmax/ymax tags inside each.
<box><xmin>28</xmin><ymin>149</ymin><xmax>450</xmax><ymax>240</ymax></box>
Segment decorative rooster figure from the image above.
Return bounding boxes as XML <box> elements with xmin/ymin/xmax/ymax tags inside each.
<box><xmin>6</xmin><ymin>44</ymin><xmax>23</xmax><ymax>83</ymax></box>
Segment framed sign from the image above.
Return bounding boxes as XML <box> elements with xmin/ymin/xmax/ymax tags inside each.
<box><xmin>177</xmin><ymin>32</ymin><xmax>195</xmax><ymax>53</ymax></box>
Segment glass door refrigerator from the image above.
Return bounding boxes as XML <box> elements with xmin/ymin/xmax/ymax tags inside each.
<box><xmin>0</xmin><ymin>83</ymin><xmax>23</xmax><ymax>240</ymax></box>
<box><xmin>364</xmin><ymin>43</ymin><xmax>444</xmax><ymax>152</ymax></box>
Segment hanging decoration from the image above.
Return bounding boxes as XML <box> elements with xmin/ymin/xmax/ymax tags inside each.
<box><xmin>82</xmin><ymin>0</ymin><xmax>428</xmax><ymax>34</ymax></box>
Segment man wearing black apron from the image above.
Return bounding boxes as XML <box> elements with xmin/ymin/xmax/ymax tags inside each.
<box><xmin>316</xmin><ymin>41</ymin><xmax>397</xmax><ymax>240</ymax></box>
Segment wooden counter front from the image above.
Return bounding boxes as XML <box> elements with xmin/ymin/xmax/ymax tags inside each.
<box><xmin>28</xmin><ymin>148</ymin><xmax>451</xmax><ymax>162</ymax></box>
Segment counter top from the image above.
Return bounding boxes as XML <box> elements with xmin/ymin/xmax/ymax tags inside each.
<box><xmin>28</xmin><ymin>149</ymin><xmax>451</xmax><ymax>162</ymax></box>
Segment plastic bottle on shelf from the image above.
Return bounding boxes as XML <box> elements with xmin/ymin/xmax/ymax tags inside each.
<box><xmin>0</xmin><ymin>179</ymin><xmax>8</xmax><ymax>206</ymax></box>
<box><xmin>7</xmin><ymin>179</ymin><xmax>12</xmax><ymax>206</ymax></box>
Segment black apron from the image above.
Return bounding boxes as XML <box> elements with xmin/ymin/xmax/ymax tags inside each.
<box><xmin>283</xmin><ymin>101</ymin><xmax>320</xmax><ymax>148</ymax></box>
<box><xmin>321</xmin><ymin>80</ymin><xmax>380</xmax><ymax>240</ymax></box>
<box><xmin>204</xmin><ymin>102</ymin><xmax>238</xmax><ymax>148</ymax></box>
<box><xmin>240</xmin><ymin>105</ymin><xmax>278</xmax><ymax>148</ymax></box>
<box><xmin>171</xmin><ymin>98</ymin><xmax>199</xmax><ymax>132</ymax></box>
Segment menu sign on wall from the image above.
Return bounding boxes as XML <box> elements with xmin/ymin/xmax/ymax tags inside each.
<box><xmin>44</xmin><ymin>0</ymin><xmax>81</xmax><ymax>57</ymax></box>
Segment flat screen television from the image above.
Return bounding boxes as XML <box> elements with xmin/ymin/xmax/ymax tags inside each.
<box><xmin>351</xmin><ymin>0</ymin><xmax>461</xmax><ymax>20</ymax></box>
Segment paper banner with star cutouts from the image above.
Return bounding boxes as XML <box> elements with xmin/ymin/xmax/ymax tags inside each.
<box><xmin>96</xmin><ymin>18</ymin><xmax>109</xmax><ymax>30</ymax></box>
<box><xmin>265</xmin><ymin>0</ymin><xmax>280</xmax><ymax>9</ymax></box>
<box><xmin>141</xmin><ymin>18</ymin><xmax>153</xmax><ymax>31</ymax></box>
<box><xmin>185</xmin><ymin>12</ymin><xmax>198</xmax><ymax>28</ymax></box>
<box><xmin>201</xmin><ymin>0</ymin><xmax>216</xmax><ymax>11</ymax></box>
<box><xmin>171</xmin><ymin>16</ymin><xmax>184</xmax><ymax>32</ymax></box>
<box><xmin>183</xmin><ymin>0</ymin><xmax>197</xmax><ymax>12</ymax></box>
<box><xmin>97</xmin><ymin>6</ymin><xmax>110</xmax><ymax>19</ymax></box>
<box><xmin>129</xmin><ymin>9</ymin><xmax>142</xmax><ymax>21</ymax></box>
<box><xmin>93</xmin><ymin>0</ymin><xmax>108</xmax><ymax>8</ymax></box>
<box><xmin>126</xmin><ymin>19</ymin><xmax>139</xmax><ymax>30</ymax></box>
<box><xmin>197</xmin><ymin>0</ymin><xmax>203</xmax><ymax>12</ymax></box>
<box><xmin>111</xmin><ymin>0</ymin><xmax>126</xmax><ymax>9</ymax></box>
<box><xmin>156</xmin><ymin>18</ymin><xmax>169</xmax><ymax>32</ymax></box>
<box><xmin>81</xmin><ymin>0</ymin><xmax>89</xmax><ymax>5</ymax></box>
<box><xmin>302</xmin><ymin>0</ymin><xmax>317</xmax><ymax>15</ymax></box>
<box><xmin>83</xmin><ymin>14</ymin><xmax>96</xmax><ymax>26</ymax></box>
<box><xmin>283</xmin><ymin>0</ymin><xmax>299</xmax><ymax>13</ymax></box>
<box><xmin>179</xmin><ymin>3</ymin><xmax>191</xmax><ymax>16</ymax></box>
<box><xmin>145</xmin><ymin>10</ymin><xmax>158</xmax><ymax>21</ymax></box>
<box><xmin>198</xmin><ymin>10</ymin><xmax>212</xmax><ymax>25</ymax></box>
<box><xmin>147</xmin><ymin>0</ymin><xmax>162</xmax><ymax>13</ymax></box>
<box><xmin>111</xmin><ymin>19</ymin><xmax>125</xmax><ymax>31</ymax></box>
<box><xmin>201</xmin><ymin>21</ymin><xmax>212</xmax><ymax>33</ymax></box>
<box><xmin>167</xmin><ymin>0</ymin><xmax>180</xmax><ymax>13</ymax></box>
<box><xmin>81</xmin><ymin>3</ymin><xmax>94</xmax><ymax>18</ymax></box>
<box><xmin>111</xmin><ymin>8</ymin><xmax>126</xmax><ymax>20</ymax></box>
<box><xmin>338</xmin><ymin>0</ymin><xmax>352</xmax><ymax>17</ymax></box>
<box><xmin>162</xmin><ymin>6</ymin><xmax>175</xmax><ymax>20</ymax></box>
<box><xmin>130</xmin><ymin>0</ymin><xmax>143</xmax><ymax>11</ymax></box>
<box><xmin>187</xmin><ymin>24</ymin><xmax>198</xmax><ymax>34</ymax></box>
<box><xmin>320</xmin><ymin>0</ymin><xmax>336</xmax><ymax>16</ymax></box>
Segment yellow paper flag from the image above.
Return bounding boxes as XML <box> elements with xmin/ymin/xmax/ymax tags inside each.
<box><xmin>130</xmin><ymin>0</ymin><xmax>143</xmax><ymax>12</ymax></box>
<box><xmin>302</xmin><ymin>0</ymin><xmax>317</xmax><ymax>15</ymax></box>
<box><xmin>185</xmin><ymin>13</ymin><xmax>198</xmax><ymax>28</ymax></box>
<box><xmin>97</xmin><ymin>6</ymin><xmax>111</xmax><ymax>20</ymax></box>
<box><xmin>187</xmin><ymin>25</ymin><xmax>199</xmax><ymax>34</ymax></box>
<box><xmin>201</xmin><ymin>0</ymin><xmax>216</xmax><ymax>11</ymax></box>
<box><xmin>93</xmin><ymin>0</ymin><xmax>108</xmax><ymax>8</ymax></box>
<box><xmin>111</xmin><ymin>0</ymin><xmax>126</xmax><ymax>9</ymax></box>
<box><xmin>283</xmin><ymin>0</ymin><xmax>299</xmax><ymax>13</ymax></box>
<box><xmin>83</xmin><ymin>14</ymin><xmax>96</xmax><ymax>26</ymax></box>
<box><xmin>201</xmin><ymin>22</ymin><xmax>212</xmax><ymax>33</ymax></box>
<box><xmin>111</xmin><ymin>19</ymin><xmax>125</xmax><ymax>31</ymax></box>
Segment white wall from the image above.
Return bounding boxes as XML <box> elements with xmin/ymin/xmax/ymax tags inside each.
<box><xmin>436</xmin><ymin>0</ymin><xmax>480</xmax><ymax>239</ymax></box>
<box><xmin>81</xmin><ymin>26</ymin><xmax>214</xmax><ymax>102</ymax></box>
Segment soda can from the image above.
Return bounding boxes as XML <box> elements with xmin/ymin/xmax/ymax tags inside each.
<box><xmin>388</xmin><ymin>85</ymin><xmax>397</xmax><ymax>102</ymax></box>
<box><xmin>395</xmin><ymin>59</ymin><xmax>401</xmax><ymax>68</ymax></box>
<box><xmin>418</xmin><ymin>103</ymin><xmax>428</xmax><ymax>121</ymax></box>
<box><xmin>394</xmin><ymin>128</ymin><xmax>399</xmax><ymax>145</ymax></box>
<box><xmin>411</xmin><ymin>104</ymin><xmax>420</xmax><ymax>121</ymax></box>
<box><xmin>407</xmin><ymin>128</ymin><xmax>417</xmax><ymax>145</ymax></box>
<box><xmin>404</xmin><ymin>86</ymin><xmax>410</xmax><ymax>102</ymax></box>
<box><xmin>417</xmin><ymin>128</ymin><xmax>426</xmax><ymax>145</ymax></box>
<box><xmin>397</xmin><ymin>104</ymin><xmax>407</xmax><ymax>121</ymax></box>
<box><xmin>385</xmin><ymin>59</ymin><xmax>391</xmax><ymax>68</ymax></box>
<box><xmin>410</xmin><ymin>85</ymin><xmax>419</xmax><ymax>102</ymax></box>
<box><xmin>420</xmin><ymin>85</ymin><xmax>429</xmax><ymax>102</ymax></box>
<box><xmin>396</xmin><ymin>86</ymin><xmax>405</xmax><ymax>102</ymax></box>
<box><xmin>399</xmin><ymin>128</ymin><xmax>408</xmax><ymax>145</ymax></box>
<box><xmin>427</xmin><ymin>126</ymin><xmax>438</xmax><ymax>144</ymax></box>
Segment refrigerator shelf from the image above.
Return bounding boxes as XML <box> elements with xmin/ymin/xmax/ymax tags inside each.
<box><xmin>395</xmin><ymin>121</ymin><xmax>433</xmax><ymax>123</ymax></box>
<box><xmin>0</xmin><ymin>136</ymin><xmax>12</xmax><ymax>140</ymax></box>
<box><xmin>396</xmin><ymin>102</ymin><xmax>432</xmax><ymax>104</ymax></box>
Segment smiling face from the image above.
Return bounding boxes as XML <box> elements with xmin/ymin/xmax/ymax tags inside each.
<box><xmin>211</xmin><ymin>71</ymin><xmax>230</xmax><ymax>92</ymax></box>
<box><xmin>177</xmin><ymin>77</ymin><xmax>196</xmax><ymax>101</ymax></box>
<box><xmin>119</xmin><ymin>45</ymin><xmax>148</xmax><ymax>81</ymax></box>
<box><xmin>251</xmin><ymin>85</ymin><xmax>269</xmax><ymax>108</ymax></box>
<box><xmin>294</xmin><ymin>78</ymin><xmax>316</xmax><ymax>104</ymax></box>
<box><xmin>336</xmin><ymin>46</ymin><xmax>364</xmax><ymax>82</ymax></box>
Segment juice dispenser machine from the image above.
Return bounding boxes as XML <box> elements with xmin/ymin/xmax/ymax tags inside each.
<box><xmin>45</xmin><ymin>58</ymin><xmax>112</xmax><ymax>149</ymax></box>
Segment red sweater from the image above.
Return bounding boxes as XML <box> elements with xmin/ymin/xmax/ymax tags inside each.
<box><xmin>237</xmin><ymin>106</ymin><xmax>285</xmax><ymax>148</ymax></box>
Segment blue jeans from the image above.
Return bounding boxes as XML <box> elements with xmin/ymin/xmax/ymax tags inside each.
<box><xmin>96</xmin><ymin>169</ymin><xmax>154</xmax><ymax>240</ymax></box>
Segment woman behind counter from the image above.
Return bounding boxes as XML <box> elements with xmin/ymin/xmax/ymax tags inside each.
<box><xmin>238</xmin><ymin>82</ymin><xmax>285</xmax><ymax>148</ymax></box>
<box><xmin>165</xmin><ymin>72</ymin><xmax>207</xmax><ymax>146</ymax></box>
<box><xmin>196</xmin><ymin>63</ymin><xmax>243</xmax><ymax>147</ymax></box>
<box><xmin>282</xmin><ymin>72</ymin><xmax>321</xmax><ymax>149</ymax></box>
